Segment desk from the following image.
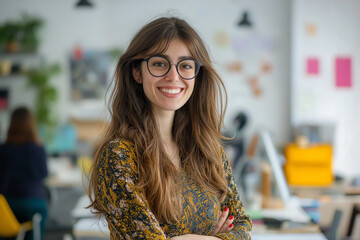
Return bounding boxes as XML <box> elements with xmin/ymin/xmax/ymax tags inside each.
<box><xmin>46</xmin><ymin>156</ymin><xmax>83</xmax><ymax>188</ymax></box>
<box><xmin>251</xmin><ymin>216</ymin><xmax>326</xmax><ymax>240</ymax></box>
<box><xmin>252</xmin><ymin>233</ymin><xmax>327</xmax><ymax>240</ymax></box>
<box><xmin>290</xmin><ymin>181</ymin><xmax>360</xmax><ymax>198</ymax></box>
<box><xmin>71</xmin><ymin>194</ymin><xmax>110</xmax><ymax>240</ymax></box>
<box><xmin>73</xmin><ymin>218</ymin><xmax>110</xmax><ymax>240</ymax></box>
<box><xmin>45</xmin><ymin>157</ymin><xmax>84</xmax><ymax>228</ymax></box>
<box><xmin>72</xmin><ymin>194</ymin><xmax>326</xmax><ymax>240</ymax></box>
<box><xmin>71</xmin><ymin>194</ymin><xmax>93</xmax><ymax>219</ymax></box>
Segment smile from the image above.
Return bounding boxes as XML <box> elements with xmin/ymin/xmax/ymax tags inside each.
<box><xmin>159</xmin><ymin>88</ymin><xmax>183</xmax><ymax>95</ymax></box>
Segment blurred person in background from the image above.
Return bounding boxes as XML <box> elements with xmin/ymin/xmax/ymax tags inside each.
<box><xmin>88</xmin><ymin>17</ymin><xmax>251</xmax><ymax>239</ymax></box>
<box><xmin>0</xmin><ymin>106</ymin><xmax>48</xmax><ymax>240</ymax></box>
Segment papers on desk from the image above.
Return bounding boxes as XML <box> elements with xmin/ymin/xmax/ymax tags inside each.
<box><xmin>252</xmin><ymin>233</ymin><xmax>327</xmax><ymax>240</ymax></box>
<box><xmin>73</xmin><ymin>217</ymin><xmax>110</xmax><ymax>238</ymax></box>
<box><xmin>261</xmin><ymin>206</ymin><xmax>310</xmax><ymax>223</ymax></box>
<box><xmin>71</xmin><ymin>194</ymin><xmax>93</xmax><ymax>218</ymax></box>
<box><xmin>71</xmin><ymin>195</ymin><xmax>110</xmax><ymax>239</ymax></box>
<box><xmin>46</xmin><ymin>157</ymin><xmax>83</xmax><ymax>187</ymax></box>
<box><xmin>259</xmin><ymin>196</ymin><xmax>311</xmax><ymax>223</ymax></box>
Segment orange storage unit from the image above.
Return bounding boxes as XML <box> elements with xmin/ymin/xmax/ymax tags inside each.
<box><xmin>284</xmin><ymin>144</ymin><xmax>333</xmax><ymax>186</ymax></box>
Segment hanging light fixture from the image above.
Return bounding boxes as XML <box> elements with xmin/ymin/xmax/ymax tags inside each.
<box><xmin>75</xmin><ymin>0</ymin><xmax>93</xmax><ymax>7</ymax></box>
<box><xmin>238</xmin><ymin>11</ymin><xmax>253</xmax><ymax>28</ymax></box>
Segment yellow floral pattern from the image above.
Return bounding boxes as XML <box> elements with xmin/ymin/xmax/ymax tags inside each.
<box><xmin>96</xmin><ymin>139</ymin><xmax>252</xmax><ymax>239</ymax></box>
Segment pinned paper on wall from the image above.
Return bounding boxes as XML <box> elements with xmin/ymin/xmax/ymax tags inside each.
<box><xmin>306</xmin><ymin>22</ymin><xmax>317</xmax><ymax>36</ymax></box>
<box><xmin>214</xmin><ymin>30</ymin><xmax>230</xmax><ymax>48</ymax></box>
<box><xmin>260</xmin><ymin>60</ymin><xmax>272</xmax><ymax>74</ymax></box>
<box><xmin>226</xmin><ymin>61</ymin><xmax>243</xmax><ymax>73</ymax></box>
<box><xmin>247</xmin><ymin>76</ymin><xmax>262</xmax><ymax>97</ymax></box>
<box><xmin>335</xmin><ymin>57</ymin><xmax>352</xmax><ymax>88</ymax></box>
<box><xmin>306</xmin><ymin>57</ymin><xmax>319</xmax><ymax>75</ymax></box>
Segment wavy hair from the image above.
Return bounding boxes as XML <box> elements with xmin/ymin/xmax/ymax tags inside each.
<box><xmin>88</xmin><ymin>17</ymin><xmax>229</xmax><ymax>223</ymax></box>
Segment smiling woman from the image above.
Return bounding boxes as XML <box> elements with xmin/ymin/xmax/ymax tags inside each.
<box><xmin>87</xmin><ymin>17</ymin><xmax>252</xmax><ymax>240</ymax></box>
<box><xmin>133</xmin><ymin>39</ymin><xmax>196</xmax><ymax>113</ymax></box>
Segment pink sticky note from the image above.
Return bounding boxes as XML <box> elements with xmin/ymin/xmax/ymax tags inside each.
<box><xmin>335</xmin><ymin>57</ymin><xmax>352</xmax><ymax>88</ymax></box>
<box><xmin>307</xmin><ymin>58</ymin><xmax>319</xmax><ymax>75</ymax></box>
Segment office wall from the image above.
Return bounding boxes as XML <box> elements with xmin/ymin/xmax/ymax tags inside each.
<box><xmin>0</xmin><ymin>1</ymin><xmax>291</xmax><ymax>145</ymax></box>
<box><xmin>292</xmin><ymin>0</ymin><xmax>360</xmax><ymax>176</ymax></box>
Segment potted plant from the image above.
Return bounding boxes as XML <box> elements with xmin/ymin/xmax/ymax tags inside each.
<box><xmin>0</xmin><ymin>21</ymin><xmax>22</xmax><ymax>52</ymax></box>
<box><xmin>20</xmin><ymin>13</ymin><xmax>44</xmax><ymax>52</ymax></box>
<box><xmin>23</xmin><ymin>63</ymin><xmax>61</xmax><ymax>140</ymax></box>
<box><xmin>0</xmin><ymin>13</ymin><xmax>43</xmax><ymax>53</ymax></box>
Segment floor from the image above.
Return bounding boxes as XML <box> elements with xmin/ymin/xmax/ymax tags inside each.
<box><xmin>44</xmin><ymin>227</ymin><xmax>73</xmax><ymax>240</ymax></box>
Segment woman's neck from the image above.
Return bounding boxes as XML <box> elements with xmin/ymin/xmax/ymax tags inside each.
<box><xmin>153</xmin><ymin>108</ymin><xmax>175</xmax><ymax>143</ymax></box>
<box><xmin>153</xmin><ymin>108</ymin><xmax>180</xmax><ymax>169</ymax></box>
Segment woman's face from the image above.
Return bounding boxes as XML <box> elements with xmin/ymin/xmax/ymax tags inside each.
<box><xmin>133</xmin><ymin>39</ymin><xmax>196</xmax><ymax>115</ymax></box>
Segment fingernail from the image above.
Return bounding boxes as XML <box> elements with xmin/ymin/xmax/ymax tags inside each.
<box><xmin>229</xmin><ymin>223</ymin><xmax>233</xmax><ymax>228</ymax></box>
<box><xmin>229</xmin><ymin>215</ymin><xmax>234</xmax><ymax>220</ymax></box>
<box><xmin>224</xmin><ymin>207</ymin><xmax>229</xmax><ymax>211</ymax></box>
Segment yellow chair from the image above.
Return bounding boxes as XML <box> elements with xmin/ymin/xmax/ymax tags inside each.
<box><xmin>0</xmin><ymin>194</ymin><xmax>42</xmax><ymax>240</ymax></box>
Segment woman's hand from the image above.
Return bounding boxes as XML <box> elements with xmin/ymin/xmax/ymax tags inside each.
<box><xmin>169</xmin><ymin>207</ymin><xmax>235</xmax><ymax>239</ymax></box>
<box><xmin>213</xmin><ymin>207</ymin><xmax>234</xmax><ymax>235</ymax></box>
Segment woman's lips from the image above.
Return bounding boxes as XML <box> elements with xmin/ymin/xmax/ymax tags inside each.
<box><xmin>158</xmin><ymin>87</ymin><xmax>184</xmax><ymax>97</ymax></box>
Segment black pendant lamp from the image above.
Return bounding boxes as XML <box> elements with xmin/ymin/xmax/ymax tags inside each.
<box><xmin>75</xmin><ymin>0</ymin><xmax>93</xmax><ymax>7</ymax></box>
<box><xmin>238</xmin><ymin>11</ymin><xmax>253</xmax><ymax>28</ymax></box>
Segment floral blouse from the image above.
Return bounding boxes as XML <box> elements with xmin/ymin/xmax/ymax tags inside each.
<box><xmin>96</xmin><ymin>139</ymin><xmax>252</xmax><ymax>239</ymax></box>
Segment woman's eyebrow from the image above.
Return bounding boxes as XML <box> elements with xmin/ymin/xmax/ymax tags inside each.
<box><xmin>158</xmin><ymin>54</ymin><xmax>193</xmax><ymax>60</ymax></box>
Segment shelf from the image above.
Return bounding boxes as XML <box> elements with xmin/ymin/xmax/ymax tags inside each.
<box><xmin>0</xmin><ymin>53</ymin><xmax>43</xmax><ymax>77</ymax></box>
<box><xmin>0</xmin><ymin>52</ymin><xmax>40</xmax><ymax>60</ymax></box>
<box><xmin>0</xmin><ymin>74</ymin><xmax>27</xmax><ymax>80</ymax></box>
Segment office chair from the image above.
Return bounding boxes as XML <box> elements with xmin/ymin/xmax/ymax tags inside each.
<box><xmin>0</xmin><ymin>194</ymin><xmax>42</xmax><ymax>240</ymax></box>
<box><xmin>325</xmin><ymin>209</ymin><xmax>343</xmax><ymax>240</ymax></box>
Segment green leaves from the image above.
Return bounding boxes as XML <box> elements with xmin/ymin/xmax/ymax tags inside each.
<box><xmin>0</xmin><ymin>13</ymin><xmax>44</xmax><ymax>52</ymax></box>
<box><xmin>23</xmin><ymin>63</ymin><xmax>60</xmax><ymax>127</ymax></box>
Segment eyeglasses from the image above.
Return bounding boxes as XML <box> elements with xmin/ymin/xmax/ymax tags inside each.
<box><xmin>143</xmin><ymin>55</ymin><xmax>202</xmax><ymax>80</ymax></box>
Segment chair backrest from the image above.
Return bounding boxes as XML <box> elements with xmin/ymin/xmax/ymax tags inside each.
<box><xmin>0</xmin><ymin>194</ymin><xmax>21</xmax><ymax>237</ymax></box>
<box><xmin>326</xmin><ymin>209</ymin><xmax>343</xmax><ymax>240</ymax></box>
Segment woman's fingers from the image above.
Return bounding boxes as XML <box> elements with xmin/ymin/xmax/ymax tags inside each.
<box><xmin>219</xmin><ymin>215</ymin><xmax>234</xmax><ymax>233</ymax></box>
<box><xmin>213</xmin><ymin>207</ymin><xmax>230</xmax><ymax>234</ymax></box>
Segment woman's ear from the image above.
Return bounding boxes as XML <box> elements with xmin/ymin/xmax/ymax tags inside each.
<box><xmin>132</xmin><ymin>63</ymin><xmax>142</xmax><ymax>84</ymax></box>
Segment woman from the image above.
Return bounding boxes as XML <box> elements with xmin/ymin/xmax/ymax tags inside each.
<box><xmin>0</xmin><ymin>107</ymin><xmax>48</xmax><ymax>240</ymax></box>
<box><xmin>88</xmin><ymin>17</ymin><xmax>252</xmax><ymax>239</ymax></box>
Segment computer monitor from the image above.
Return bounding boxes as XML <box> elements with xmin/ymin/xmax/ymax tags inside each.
<box><xmin>258</xmin><ymin>130</ymin><xmax>291</xmax><ymax>207</ymax></box>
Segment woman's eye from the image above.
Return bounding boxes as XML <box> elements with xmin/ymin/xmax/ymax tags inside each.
<box><xmin>153</xmin><ymin>62</ymin><xmax>167</xmax><ymax>67</ymax></box>
<box><xmin>180</xmin><ymin>62</ymin><xmax>194</xmax><ymax>70</ymax></box>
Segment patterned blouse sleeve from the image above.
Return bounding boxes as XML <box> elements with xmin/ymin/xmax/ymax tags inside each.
<box><xmin>215</xmin><ymin>149</ymin><xmax>252</xmax><ymax>240</ymax></box>
<box><xmin>96</xmin><ymin>140</ymin><xmax>168</xmax><ymax>240</ymax></box>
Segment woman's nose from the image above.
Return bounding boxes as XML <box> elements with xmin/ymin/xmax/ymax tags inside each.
<box><xmin>165</xmin><ymin>64</ymin><xmax>180</xmax><ymax>81</ymax></box>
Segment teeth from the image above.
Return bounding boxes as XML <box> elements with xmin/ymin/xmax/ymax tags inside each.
<box><xmin>160</xmin><ymin>88</ymin><xmax>181</xmax><ymax>94</ymax></box>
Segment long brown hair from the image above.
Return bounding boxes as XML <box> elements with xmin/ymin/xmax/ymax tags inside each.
<box><xmin>6</xmin><ymin>106</ymin><xmax>40</xmax><ymax>144</ymax></box>
<box><xmin>88</xmin><ymin>17</ymin><xmax>229</xmax><ymax>223</ymax></box>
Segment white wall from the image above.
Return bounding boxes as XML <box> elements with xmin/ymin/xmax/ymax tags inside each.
<box><xmin>292</xmin><ymin>0</ymin><xmax>360</xmax><ymax>176</ymax></box>
<box><xmin>0</xmin><ymin>0</ymin><xmax>292</xmax><ymax>145</ymax></box>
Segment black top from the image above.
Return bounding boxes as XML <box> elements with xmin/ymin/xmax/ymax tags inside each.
<box><xmin>0</xmin><ymin>142</ymin><xmax>48</xmax><ymax>199</ymax></box>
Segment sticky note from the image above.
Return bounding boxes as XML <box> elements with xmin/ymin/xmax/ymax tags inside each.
<box><xmin>307</xmin><ymin>58</ymin><xmax>319</xmax><ymax>75</ymax></box>
<box><xmin>335</xmin><ymin>57</ymin><xmax>352</xmax><ymax>88</ymax></box>
<box><xmin>306</xmin><ymin>23</ymin><xmax>317</xmax><ymax>36</ymax></box>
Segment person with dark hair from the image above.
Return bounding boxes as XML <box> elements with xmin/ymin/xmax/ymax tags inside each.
<box><xmin>88</xmin><ymin>17</ymin><xmax>251</xmax><ymax>239</ymax></box>
<box><xmin>0</xmin><ymin>106</ymin><xmax>48</xmax><ymax>240</ymax></box>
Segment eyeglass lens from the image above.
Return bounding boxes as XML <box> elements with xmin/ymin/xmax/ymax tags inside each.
<box><xmin>147</xmin><ymin>56</ymin><xmax>199</xmax><ymax>79</ymax></box>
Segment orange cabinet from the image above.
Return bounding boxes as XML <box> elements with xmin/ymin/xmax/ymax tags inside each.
<box><xmin>284</xmin><ymin>144</ymin><xmax>333</xmax><ymax>186</ymax></box>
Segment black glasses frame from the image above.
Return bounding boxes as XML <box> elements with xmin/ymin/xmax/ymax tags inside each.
<box><xmin>142</xmin><ymin>55</ymin><xmax>202</xmax><ymax>80</ymax></box>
